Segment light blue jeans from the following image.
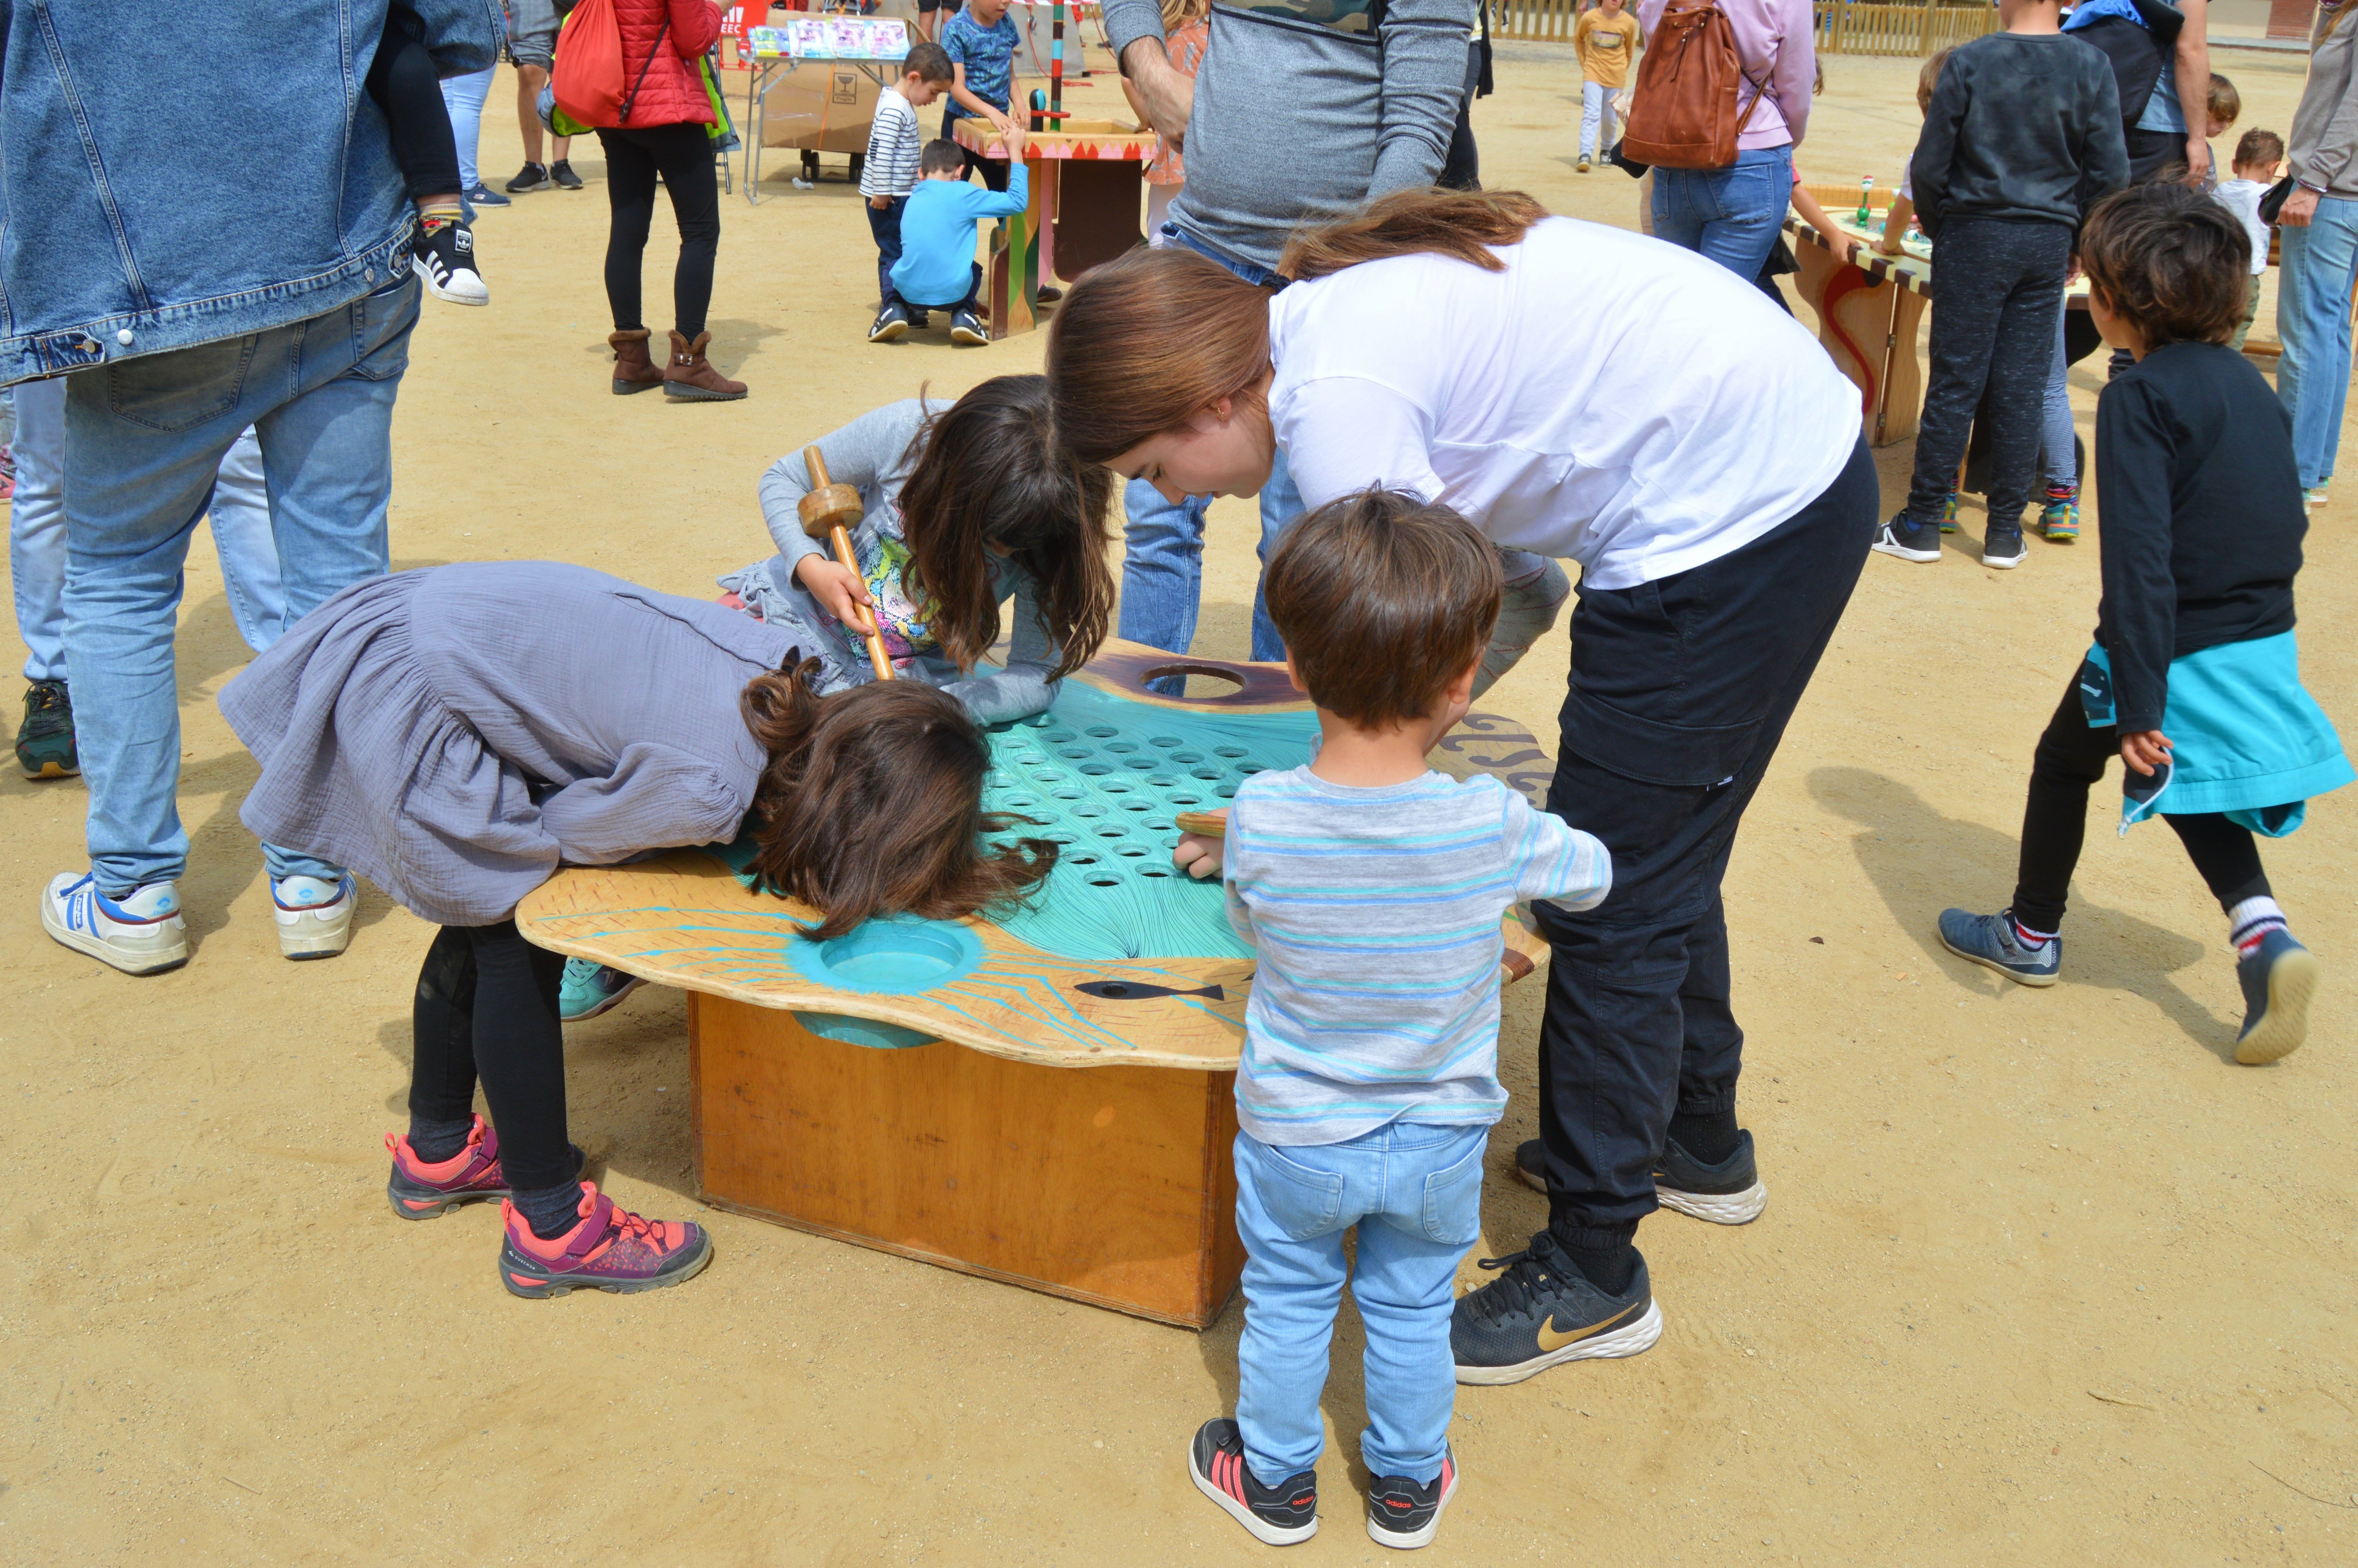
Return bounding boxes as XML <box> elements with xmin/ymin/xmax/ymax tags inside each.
<box><xmin>60</xmin><ymin>276</ymin><xmax>417</xmax><ymax>895</ymax></box>
<box><xmin>2039</xmin><ymin>304</ymin><xmax>2076</xmax><ymax>492</ymax></box>
<box><xmin>11</xmin><ymin>378</ymin><xmax>286</xmax><ymax>681</ymax></box>
<box><xmin>1579</xmin><ymin>81</ymin><xmax>1619</xmax><ymax>161</ymax></box>
<box><xmin>441</xmin><ymin>65</ymin><xmax>496</xmax><ymax>193</ymax></box>
<box><xmin>1233</xmin><ymin>1122</ymin><xmax>1487</xmax><ymax>1487</ymax></box>
<box><xmin>1650</xmin><ymin>144</ymin><xmax>1794</xmax><ymax>282</ymax></box>
<box><xmin>2277</xmin><ymin>196</ymin><xmax>2358</xmax><ymax>490</ymax></box>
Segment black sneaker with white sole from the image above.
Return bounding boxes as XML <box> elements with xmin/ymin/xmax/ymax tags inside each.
<box><xmin>1450</xmin><ymin>1231</ymin><xmax>1662</xmax><ymax>1386</ymax></box>
<box><xmin>1982</xmin><ymin>524</ymin><xmax>2028</xmax><ymax>569</ymax></box>
<box><xmin>413</xmin><ymin>222</ymin><xmax>490</xmax><ymax>306</ymax></box>
<box><xmin>1367</xmin><ymin>1452</ymin><xmax>1457</xmax><ymax>1550</ymax></box>
<box><xmin>550</xmin><ymin>159</ymin><xmax>585</xmax><ymax>190</ymax></box>
<box><xmin>505</xmin><ymin>161</ymin><xmax>551</xmax><ymax>194</ymax></box>
<box><xmin>951</xmin><ymin>307</ymin><xmax>989</xmax><ymax>345</ymax></box>
<box><xmin>1188</xmin><ymin>1418</ymin><xmax>1318</xmax><ymax>1545</ymax></box>
<box><xmin>1656</xmin><ymin>1129</ymin><xmax>1767</xmax><ymax>1224</ymax></box>
<box><xmin>1871</xmin><ymin>511</ymin><xmax>1942</xmax><ymax>563</ymax></box>
<box><xmin>867</xmin><ymin>302</ymin><xmax>909</xmax><ymax>343</ymax></box>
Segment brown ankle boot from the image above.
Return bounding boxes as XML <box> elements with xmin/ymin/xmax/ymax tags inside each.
<box><xmin>608</xmin><ymin>329</ymin><xmax>663</xmax><ymax>395</ymax></box>
<box><xmin>662</xmin><ymin>330</ymin><xmax>747</xmax><ymax>402</ymax></box>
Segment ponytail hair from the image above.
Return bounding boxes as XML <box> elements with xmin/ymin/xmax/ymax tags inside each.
<box><xmin>1048</xmin><ymin>189</ymin><xmax>1549</xmax><ymax>464</ymax></box>
<box><xmin>897</xmin><ymin>375</ymin><xmax>1115</xmax><ymax>680</ymax></box>
<box><xmin>739</xmin><ymin>651</ymin><xmax>1057</xmax><ymax>940</ymax></box>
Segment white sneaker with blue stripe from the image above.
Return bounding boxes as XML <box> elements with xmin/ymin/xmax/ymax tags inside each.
<box><xmin>42</xmin><ymin>873</ymin><xmax>188</xmax><ymax>974</ymax></box>
<box><xmin>272</xmin><ymin>873</ymin><xmax>355</xmax><ymax>960</ymax></box>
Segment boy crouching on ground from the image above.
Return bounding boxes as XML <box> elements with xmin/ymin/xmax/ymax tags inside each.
<box><xmin>1172</xmin><ymin>491</ymin><xmax>1611</xmax><ymax>1549</ymax></box>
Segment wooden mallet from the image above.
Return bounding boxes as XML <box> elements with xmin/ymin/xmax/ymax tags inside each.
<box><xmin>798</xmin><ymin>445</ymin><xmax>893</xmax><ymax>683</ymax></box>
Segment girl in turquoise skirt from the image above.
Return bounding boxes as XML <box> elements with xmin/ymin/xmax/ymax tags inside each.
<box><xmin>1938</xmin><ymin>183</ymin><xmax>2351</xmax><ymax>1063</ymax></box>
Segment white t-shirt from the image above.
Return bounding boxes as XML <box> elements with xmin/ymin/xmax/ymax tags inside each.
<box><xmin>2215</xmin><ymin>178</ymin><xmax>2273</xmax><ymax>276</ymax></box>
<box><xmin>1266</xmin><ymin>217</ymin><xmax>1863</xmax><ymax>589</ymax></box>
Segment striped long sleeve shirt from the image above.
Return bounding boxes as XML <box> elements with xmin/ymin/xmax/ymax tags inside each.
<box><xmin>1223</xmin><ymin>768</ymin><xmax>1611</xmax><ymax>1145</ymax></box>
<box><xmin>860</xmin><ymin>86</ymin><xmax>922</xmax><ymax>199</ymax></box>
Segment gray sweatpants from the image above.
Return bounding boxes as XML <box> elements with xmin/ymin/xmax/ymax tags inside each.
<box><xmin>1905</xmin><ymin>217</ymin><xmax>2074</xmax><ymax>532</ymax></box>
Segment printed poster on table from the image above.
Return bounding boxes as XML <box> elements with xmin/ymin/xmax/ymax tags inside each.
<box><xmin>746</xmin><ymin>17</ymin><xmax>909</xmax><ymax>58</ymax></box>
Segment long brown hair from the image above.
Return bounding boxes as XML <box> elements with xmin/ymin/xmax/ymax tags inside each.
<box><xmin>739</xmin><ymin>652</ymin><xmax>1056</xmax><ymax>940</ymax></box>
<box><xmin>895</xmin><ymin>375</ymin><xmax>1116</xmax><ymax>679</ymax></box>
<box><xmin>1048</xmin><ymin>189</ymin><xmax>1547</xmax><ymax>464</ymax></box>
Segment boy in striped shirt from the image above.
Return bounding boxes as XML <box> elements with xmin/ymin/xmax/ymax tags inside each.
<box><xmin>1175</xmin><ymin>491</ymin><xmax>1610</xmax><ymax>1550</ymax></box>
<box><xmin>863</xmin><ymin>42</ymin><xmax>954</xmax><ymax>343</ymax></box>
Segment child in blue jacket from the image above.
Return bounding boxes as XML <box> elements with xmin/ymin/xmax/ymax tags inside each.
<box><xmin>878</xmin><ymin>140</ymin><xmax>1031</xmax><ymax>344</ymax></box>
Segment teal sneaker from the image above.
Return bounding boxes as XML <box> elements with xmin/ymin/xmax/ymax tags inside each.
<box><xmin>16</xmin><ymin>679</ymin><xmax>76</xmax><ymax>779</ymax></box>
<box><xmin>2037</xmin><ymin>489</ymin><xmax>2080</xmax><ymax>541</ymax></box>
<box><xmin>560</xmin><ymin>958</ymin><xmax>645</xmax><ymax>1023</ymax></box>
<box><xmin>1940</xmin><ymin>489</ymin><xmax>1961</xmax><ymax>534</ymax></box>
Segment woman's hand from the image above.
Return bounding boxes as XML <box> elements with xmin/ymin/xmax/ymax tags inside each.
<box><xmin>1172</xmin><ymin>809</ymin><xmax>1229</xmax><ymax>880</ymax></box>
<box><xmin>794</xmin><ymin>555</ymin><xmax>878</xmax><ymax>635</ymax></box>
<box><xmin>2120</xmin><ymin>729</ymin><xmax>2174</xmax><ymax>777</ymax></box>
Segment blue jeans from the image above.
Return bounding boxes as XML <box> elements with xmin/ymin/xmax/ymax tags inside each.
<box><xmin>1124</xmin><ymin>224</ymin><xmax>1306</xmax><ymax>673</ymax></box>
<box><xmin>61</xmin><ymin>277</ymin><xmax>416</xmax><ymax>895</ymax></box>
<box><xmin>1579</xmin><ymin>81</ymin><xmax>1619</xmax><ymax>161</ymax></box>
<box><xmin>868</xmin><ymin>196</ymin><xmax>907</xmax><ymax>308</ymax></box>
<box><xmin>2040</xmin><ymin>304</ymin><xmax>2076</xmax><ymax>491</ymax></box>
<box><xmin>2277</xmin><ymin>196</ymin><xmax>2358</xmax><ymax>490</ymax></box>
<box><xmin>441</xmin><ymin>65</ymin><xmax>495</xmax><ymax>193</ymax></box>
<box><xmin>1650</xmin><ymin>145</ymin><xmax>1793</xmax><ymax>282</ymax></box>
<box><xmin>1233</xmin><ymin>1123</ymin><xmax>1487</xmax><ymax>1487</ymax></box>
<box><xmin>11</xmin><ymin>378</ymin><xmax>286</xmax><ymax>678</ymax></box>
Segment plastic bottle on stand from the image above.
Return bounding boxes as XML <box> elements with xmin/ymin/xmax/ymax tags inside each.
<box><xmin>1856</xmin><ymin>176</ymin><xmax>1874</xmax><ymax>230</ymax></box>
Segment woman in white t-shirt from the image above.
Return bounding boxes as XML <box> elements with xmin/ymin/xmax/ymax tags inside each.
<box><xmin>1044</xmin><ymin>189</ymin><xmax>1874</xmax><ymax>1387</ymax></box>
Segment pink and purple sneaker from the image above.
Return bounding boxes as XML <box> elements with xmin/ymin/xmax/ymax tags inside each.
<box><xmin>498</xmin><ymin>1182</ymin><xmax>712</xmax><ymax>1299</ymax></box>
<box><xmin>384</xmin><ymin>1115</ymin><xmax>511</xmax><ymax>1219</ymax></box>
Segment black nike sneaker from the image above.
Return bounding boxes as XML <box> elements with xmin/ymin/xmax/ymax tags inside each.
<box><xmin>1450</xmin><ymin>1231</ymin><xmax>1662</xmax><ymax>1386</ymax></box>
<box><xmin>1188</xmin><ymin>1418</ymin><xmax>1318</xmax><ymax>1545</ymax></box>
<box><xmin>1366</xmin><ymin>1450</ymin><xmax>1457</xmax><ymax>1550</ymax></box>
<box><xmin>1655</xmin><ymin>1128</ymin><xmax>1768</xmax><ymax>1224</ymax></box>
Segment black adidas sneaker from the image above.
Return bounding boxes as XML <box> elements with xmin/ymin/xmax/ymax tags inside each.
<box><xmin>1366</xmin><ymin>1450</ymin><xmax>1457</xmax><ymax>1549</ymax></box>
<box><xmin>413</xmin><ymin>220</ymin><xmax>489</xmax><ymax>306</ymax></box>
<box><xmin>1188</xmin><ymin>1418</ymin><xmax>1317</xmax><ymax>1545</ymax></box>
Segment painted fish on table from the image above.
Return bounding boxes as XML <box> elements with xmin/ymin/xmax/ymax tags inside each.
<box><xmin>1074</xmin><ymin>979</ymin><xmax>1228</xmax><ymax>1002</ymax></box>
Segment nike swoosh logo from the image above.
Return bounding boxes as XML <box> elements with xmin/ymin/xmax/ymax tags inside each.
<box><xmin>1536</xmin><ymin>1300</ymin><xmax>1639</xmax><ymax>1351</ymax></box>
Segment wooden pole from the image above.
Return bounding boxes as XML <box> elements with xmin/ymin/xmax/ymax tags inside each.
<box><xmin>797</xmin><ymin>446</ymin><xmax>895</xmax><ymax>682</ymax></box>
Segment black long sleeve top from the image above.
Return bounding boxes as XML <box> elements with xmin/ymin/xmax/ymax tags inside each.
<box><xmin>2093</xmin><ymin>342</ymin><xmax>2305</xmax><ymax>733</ymax></box>
<box><xmin>1911</xmin><ymin>31</ymin><xmax>2130</xmax><ymax>239</ymax></box>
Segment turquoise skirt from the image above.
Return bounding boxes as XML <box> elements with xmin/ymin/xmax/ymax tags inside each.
<box><xmin>2079</xmin><ymin>631</ymin><xmax>2353</xmax><ymax>836</ymax></box>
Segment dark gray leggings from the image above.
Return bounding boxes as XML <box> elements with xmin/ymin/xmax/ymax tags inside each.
<box><xmin>596</xmin><ymin>122</ymin><xmax>720</xmax><ymax>338</ymax></box>
<box><xmin>408</xmin><ymin>920</ymin><xmax>573</xmax><ymax>1192</ymax></box>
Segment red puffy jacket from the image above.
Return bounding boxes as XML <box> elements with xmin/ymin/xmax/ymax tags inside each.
<box><xmin>612</xmin><ymin>0</ymin><xmax>722</xmax><ymax>128</ymax></box>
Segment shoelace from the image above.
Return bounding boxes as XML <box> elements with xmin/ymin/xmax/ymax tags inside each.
<box><xmin>1463</xmin><ymin>1244</ymin><xmax>1558</xmax><ymax>1327</ymax></box>
<box><xmin>605</xmin><ymin>1204</ymin><xmax>661</xmax><ymax>1246</ymax></box>
<box><xmin>25</xmin><ymin>682</ymin><xmax>67</xmax><ymax>715</ymax></box>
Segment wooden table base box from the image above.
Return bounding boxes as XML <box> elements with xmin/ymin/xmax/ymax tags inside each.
<box><xmin>688</xmin><ymin>992</ymin><xmax>1246</xmax><ymax>1328</ymax></box>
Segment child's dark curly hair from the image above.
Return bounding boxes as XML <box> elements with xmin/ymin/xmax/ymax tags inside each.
<box><xmin>2079</xmin><ymin>182</ymin><xmax>2251</xmax><ymax>350</ymax></box>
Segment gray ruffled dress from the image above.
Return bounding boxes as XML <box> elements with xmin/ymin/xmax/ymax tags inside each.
<box><xmin>219</xmin><ymin>561</ymin><xmax>800</xmax><ymax>927</ymax></box>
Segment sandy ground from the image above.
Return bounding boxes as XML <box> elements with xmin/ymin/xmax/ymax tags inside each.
<box><xmin>4</xmin><ymin>45</ymin><xmax>2355</xmax><ymax>1566</ymax></box>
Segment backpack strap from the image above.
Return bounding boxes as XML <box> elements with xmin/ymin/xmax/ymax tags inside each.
<box><xmin>619</xmin><ymin>12</ymin><xmax>673</xmax><ymax>125</ymax></box>
<box><xmin>1735</xmin><ymin>66</ymin><xmax>1770</xmax><ymax>136</ymax></box>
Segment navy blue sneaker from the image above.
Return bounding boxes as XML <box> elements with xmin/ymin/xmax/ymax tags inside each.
<box><xmin>1188</xmin><ymin>1418</ymin><xmax>1318</xmax><ymax>1546</ymax></box>
<box><xmin>467</xmin><ymin>183</ymin><xmax>511</xmax><ymax>209</ymax></box>
<box><xmin>1450</xmin><ymin>1232</ymin><xmax>1661</xmax><ymax>1387</ymax></box>
<box><xmin>2235</xmin><ymin>928</ymin><xmax>2319</xmax><ymax>1064</ymax></box>
<box><xmin>1656</xmin><ymin>1129</ymin><xmax>1766</xmax><ymax>1224</ymax></box>
<box><xmin>1938</xmin><ymin>907</ymin><xmax>2061</xmax><ymax>987</ymax></box>
<box><xmin>1366</xmin><ymin>1450</ymin><xmax>1457</xmax><ymax>1549</ymax></box>
<box><xmin>1872</xmin><ymin>512</ymin><xmax>1942</xmax><ymax>563</ymax></box>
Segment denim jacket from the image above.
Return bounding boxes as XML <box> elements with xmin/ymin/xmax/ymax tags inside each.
<box><xmin>0</xmin><ymin>0</ymin><xmax>504</xmax><ymax>386</ymax></box>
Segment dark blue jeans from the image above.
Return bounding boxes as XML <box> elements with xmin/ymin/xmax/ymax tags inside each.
<box><xmin>901</xmin><ymin>261</ymin><xmax>983</xmax><ymax>313</ymax></box>
<box><xmin>868</xmin><ymin>195</ymin><xmax>907</xmax><ymax>307</ymax></box>
<box><xmin>1533</xmin><ymin>438</ymin><xmax>1878</xmax><ymax>1246</ymax></box>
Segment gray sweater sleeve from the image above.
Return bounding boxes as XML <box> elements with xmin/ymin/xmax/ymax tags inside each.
<box><xmin>2291</xmin><ymin>11</ymin><xmax>2358</xmax><ymax>196</ymax></box>
<box><xmin>1100</xmin><ymin>0</ymin><xmax>1162</xmax><ymax>59</ymax></box>
<box><xmin>939</xmin><ymin>564</ymin><xmax>1063</xmax><ymax>726</ymax></box>
<box><xmin>1370</xmin><ymin>0</ymin><xmax>1479</xmax><ymax>197</ymax></box>
<box><xmin>757</xmin><ymin>400</ymin><xmax>933</xmax><ymax>568</ymax></box>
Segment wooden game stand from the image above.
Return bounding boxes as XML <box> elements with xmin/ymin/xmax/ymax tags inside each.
<box><xmin>513</xmin><ymin>640</ymin><xmax>1556</xmax><ymax>1328</ymax></box>
<box><xmin>949</xmin><ymin>117</ymin><xmax>1157</xmax><ymax>340</ymax></box>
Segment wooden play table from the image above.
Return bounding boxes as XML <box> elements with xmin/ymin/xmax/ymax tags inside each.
<box><xmin>949</xmin><ymin>116</ymin><xmax>1157</xmax><ymax>339</ymax></box>
<box><xmin>513</xmin><ymin>641</ymin><xmax>1555</xmax><ymax>1327</ymax></box>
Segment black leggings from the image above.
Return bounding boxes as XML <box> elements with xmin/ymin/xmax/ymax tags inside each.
<box><xmin>366</xmin><ymin>8</ymin><xmax>462</xmax><ymax>202</ymax></box>
<box><xmin>596</xmin><ymin>122</ymin><xmax>721</xmax><ymax>338</ymax></box>
<box><xmin>2012</xmin><ymin>682</ymin><xmax>2271</xmax><ymax>932</ymax></box>
<box><xmin>409</xmin><ymin>921</ymin><xmax>574</xmax><ymax>1193</ymax></box>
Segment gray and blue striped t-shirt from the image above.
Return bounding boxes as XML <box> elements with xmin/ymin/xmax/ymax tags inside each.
<box><xmin>1223</xmin><ymin>768</ymin><xmax>1611</xmax><ymax>1146</ymax></box>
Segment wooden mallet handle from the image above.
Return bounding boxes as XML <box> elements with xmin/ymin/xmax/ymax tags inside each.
<box><xmin>1174</xmin><ymin>810</ymin><xmax>1226</xmax><ymax>838</ymax></box>
<box><xmin>797</xmin><ymin>446</ymin><xmax>894</xmax><ymax>683</ymax></box>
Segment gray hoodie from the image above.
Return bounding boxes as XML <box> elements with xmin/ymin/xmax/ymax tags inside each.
<box><xmin>1100</xmin><ymin>0</ymin><xmax>1477</xmax><ymax>271</ymax></box>
<box><xmin>2290</xmin><ymin>3</ymin><xmax>2358</xmax><ymax>199</ymax></box>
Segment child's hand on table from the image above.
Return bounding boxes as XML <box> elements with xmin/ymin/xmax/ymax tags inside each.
<box><xmin>794</xmin><ymin>555</ymin><xmax>880</xmax><ymax>635</ymax></box>
<box><xmin>2120</xmin><ymin>729</ymin><xmax>2173</xmax><ymax>776</ymax></box>
<box><xmin>1172</xmin><ymin>809</ymin><xmax>1228</xmax><ymax>880</ymax></box>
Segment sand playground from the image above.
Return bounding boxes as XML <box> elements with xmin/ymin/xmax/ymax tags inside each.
<box><xmin>3</xmin><ymin>38</ymin><xmax>2355</xmax><ymax>1567</ymax></box>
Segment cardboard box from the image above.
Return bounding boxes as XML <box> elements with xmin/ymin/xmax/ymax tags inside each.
<box><xmin>758</xmin><ymin>61</ymin><xmax>881</xmax><ymax>152</ymax></box>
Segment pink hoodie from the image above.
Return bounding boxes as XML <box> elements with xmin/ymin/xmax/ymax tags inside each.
<box><xmin>1634</xmin><ymin>0</ymin><xmax>1816</xmax><ymax>153</ymax></box>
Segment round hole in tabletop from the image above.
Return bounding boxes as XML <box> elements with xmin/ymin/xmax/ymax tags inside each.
<box><xmin>785</xmin><ymin>916</ymin><xmax>985</xmax><ymax>994</ymax></box>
